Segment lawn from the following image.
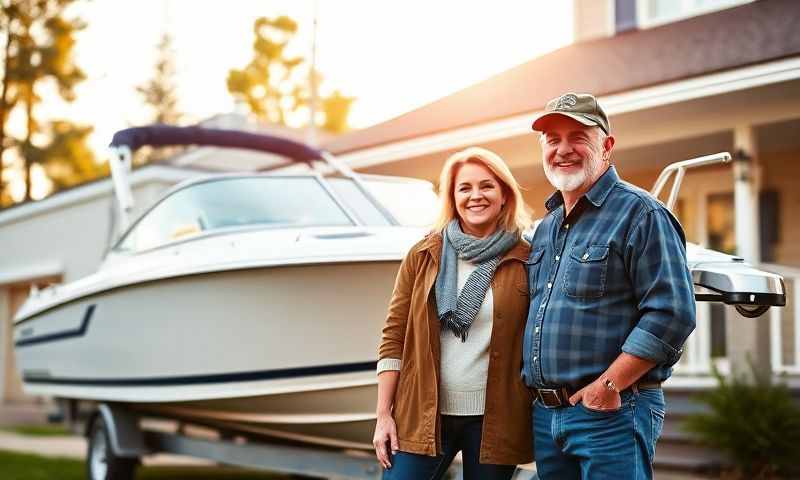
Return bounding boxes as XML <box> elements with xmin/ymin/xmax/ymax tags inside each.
<box><xmin>0</xmin><ymin>449</ymin><xmax>290</xmax><ymax>480</ymax></box>
<box><xmin>0</xmin><ymin>424</ymin><xmax>72</xmax><ymax>436</ymax></box>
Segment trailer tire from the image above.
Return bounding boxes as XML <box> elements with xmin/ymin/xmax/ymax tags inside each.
<box><xmin>86</xmin><ymin>414</ymin><xmax>138</xmax><ymax>480</ymax></box>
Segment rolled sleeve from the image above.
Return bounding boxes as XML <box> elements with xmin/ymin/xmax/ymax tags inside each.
<box><xmin>376</xmin><ymin>358</ymin><xmax>402</xmax><ymax>374</ymax></box>
<box><xmin>622</xmin><ymin>326</ymin><xmax>682</xmax><ymax>364</ymax></box>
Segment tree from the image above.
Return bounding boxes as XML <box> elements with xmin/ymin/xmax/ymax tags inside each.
<box><xmin>135</xmin><ymin>31</ymin><xmax>183</xmax><ymax>164</ymax></box>
<box><xmin>321</xmin><ymin>90</ymin><xmax>354</xmax><ymax>134</ymax></box>
<box><xmin>31</xmin><ymin>121</ymin><xmax>105</xmax><ymax>190</ymax></box>
<box><xmin>1</xmin><ymin>0</ymin><xmax>90</xmax><ymax>205</ymax></box>
<box><xmin>137</xmin><ymin>32</ymin><xmax>182</xmax><ymax>125</ymax></box>
<box><xmin>227</xmin><ymin>15</ymin><xmax>353</xmax><ymax>134</ymax></box>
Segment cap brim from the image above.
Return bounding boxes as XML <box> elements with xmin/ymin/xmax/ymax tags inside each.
<box><xmin>531</xmin><ymin>112</ymin><xmax>599</xmax><ymax>131</ymax></box>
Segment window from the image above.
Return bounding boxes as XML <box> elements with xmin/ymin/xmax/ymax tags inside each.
<box><xmin>637</xmin><ymin>0</ymin><xmax>753</xmax><ymax>28</ymax></box>
<box><xmin>116</xmin><ymin>177</ymin><xmax>353</xmax><ymax>252</ymax></box>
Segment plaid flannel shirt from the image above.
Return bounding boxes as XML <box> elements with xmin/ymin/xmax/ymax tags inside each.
<box><xmin>521</xmin><ymin>167</ymin><xmax>696</xmax><ymax>389</ymax></box>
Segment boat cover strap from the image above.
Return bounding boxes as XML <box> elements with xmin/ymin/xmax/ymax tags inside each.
<box><xmin>109</xmin><ymin>125</ymin><xmax>323</xmax><ymax>164</ymax></box>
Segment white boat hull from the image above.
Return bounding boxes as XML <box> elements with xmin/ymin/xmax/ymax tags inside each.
<box><xmin>14</xmin><ymin>261</ymin><xmax>399</xmax><ymax>449</ymax></box>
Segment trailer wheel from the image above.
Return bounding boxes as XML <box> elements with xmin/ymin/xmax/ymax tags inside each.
<box><xmin>86</xmin><ymin>414</ymin><xmax>138</xmax><ymax>480</ymax></box>
<box><xmin>735</xmin><ymin>304</ymin><xmax>770</xmax><ymax>318</ymax></box>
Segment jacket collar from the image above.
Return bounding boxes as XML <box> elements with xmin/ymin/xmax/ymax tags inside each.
<box><xmin>544</xmin><ymin>166</ymin><xmax>619</xmax><ymax>212</ymax></box>
<box><xmin>419</xmin><ymin>231</ymin><xmax>528</xmax><ymax>264</ymax></box>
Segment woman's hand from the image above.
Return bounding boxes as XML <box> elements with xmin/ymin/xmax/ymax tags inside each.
<box><xmin>373</xmin><ymin>412</ymin><xmax>399</xmax><ymax>469</ymax></box>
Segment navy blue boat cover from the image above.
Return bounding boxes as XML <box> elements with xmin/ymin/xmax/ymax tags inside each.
<box><xmin>110</xmin><ymin>125</ymin><xmax>323</xmax><ymax>164</ymax></box>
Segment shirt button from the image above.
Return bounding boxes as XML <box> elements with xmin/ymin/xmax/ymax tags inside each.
<box><xmin>555</xmin><ymin>255</ymin><xmax>560</xmax><ymax>261</ymax></box>
<box><xmin>533</xmin><ymin>356</ymin><xmax>538</xmax><ymax>362</ymax></box>
<box><xmin>547</xmin><ymin>282</ymin><xmax>552</xmax><ymax>289</ymax></box>
<box><xmin>535</xmin><ymin>326</ymin><xmax>540</xmax><ymax>333</ymax></box>
<box><xmin>564</xmin><ymin>224</ymin><xmax>570</xmax><ymax>229</ymax></box>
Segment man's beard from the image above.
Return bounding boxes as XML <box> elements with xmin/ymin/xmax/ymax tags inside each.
<box><xmin>543</xmin><ymin>156</ymin><xmax>600</xmax><ymax>192</ymax></box>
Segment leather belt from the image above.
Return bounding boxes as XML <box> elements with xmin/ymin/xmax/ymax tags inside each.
<box><xmin>533</xmin><ymin>381</ymin><xmax>662</xmax><ymax>409</ymax></box>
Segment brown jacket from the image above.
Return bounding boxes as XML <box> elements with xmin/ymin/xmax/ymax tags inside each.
<box><xmin>378</xmin><ymin>233</ymin><xmax>533</xmax><ymax>465</ymax></box>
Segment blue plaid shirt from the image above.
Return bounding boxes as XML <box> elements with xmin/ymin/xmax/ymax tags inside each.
<box><xmin>521</xmin><ymin>167</ymin><xmax>695</xmax><ymax>389</ymax></box>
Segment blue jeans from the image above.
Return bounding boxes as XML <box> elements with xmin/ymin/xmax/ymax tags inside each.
<box><xmin>533</xmin><ymin>387</ymin><xmax>666</xmax><ymax>480</ymax></box>
<box><xmin>382</xmin><ymin>415</ymin><xmax>517</xmax><ymax>480</ymax></box>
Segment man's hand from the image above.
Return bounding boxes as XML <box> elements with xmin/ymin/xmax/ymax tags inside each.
<box><xmin>568</xmin><ymin>377</ymin><xmax>621</xmax><ymax>412</ymax></box>
<box><xmin>373</xmin><ymin>412</ymin><xmax>399</xmax><ymax>469</ymax></box>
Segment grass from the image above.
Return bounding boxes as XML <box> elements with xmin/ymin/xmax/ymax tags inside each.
<box><xmin>0</xmin><ymin>449</ymin><xmax>290</xmax><ymax>480</ymax></box>
<box><xmin>0</xmin><ymin>424</ymin><xmax>72</xmax><ymax>436</ymax></box>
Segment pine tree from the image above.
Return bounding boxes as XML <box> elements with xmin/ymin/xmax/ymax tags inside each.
<box><xmin>137</xmin><ymin>32</ymin><xmax>182</xmax><ymax>125</ymax></box>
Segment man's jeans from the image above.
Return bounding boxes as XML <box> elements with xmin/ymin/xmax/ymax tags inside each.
<box><xmin>383</xmin><ymin>415</ymin><xmax>516</xmax><ymax>480</ymax></box>
<box><xmin>533</xmin><ymin>388</ymin><xmax>666</xmax><ymax>480</ymax></box>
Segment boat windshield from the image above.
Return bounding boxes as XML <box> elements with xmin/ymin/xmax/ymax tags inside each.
<box><xmin>116</xmin><ymin>177</ymin><xmax>353</xmax><ymax>252</ymax></box>
<box><xmin>327</xmin><ymin>177</ymin><xmax>439</xmax><ymax>228</ymax></box>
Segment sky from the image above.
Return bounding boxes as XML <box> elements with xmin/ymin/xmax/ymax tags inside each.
<box><xmin>10</xmin><ymin>0</ymin><xmax>574</xmax><ymax>199</ymax></box>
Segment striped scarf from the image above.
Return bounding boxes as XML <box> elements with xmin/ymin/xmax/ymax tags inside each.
<box><xmin>435</xmin><ymin>220</ymin><xmax>518</xmax><ymax>341</ymax></box>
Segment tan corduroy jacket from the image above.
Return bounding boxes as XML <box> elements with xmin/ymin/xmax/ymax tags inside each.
<box><xmin>378</xmin><ymin>232</ymin><xmax>534</xmax><ymax>465</ymax></box>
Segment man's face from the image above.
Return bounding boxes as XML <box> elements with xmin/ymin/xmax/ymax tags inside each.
<box><xmin>539</xmin><ymin>115</ymin><xmax>613</xmax><ymax>193</ymax></box>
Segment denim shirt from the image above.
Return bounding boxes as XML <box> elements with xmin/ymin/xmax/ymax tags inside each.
<box><xmin>521</xmin><ymin>167</ymin><xmax>696</xmax><ymax>389</ymax></box>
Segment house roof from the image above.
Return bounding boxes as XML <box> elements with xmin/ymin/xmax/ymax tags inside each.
<box><xmin>323</xmin><ymin>0</ymin><xmax>800</xmax><ymax>155</ymax></box>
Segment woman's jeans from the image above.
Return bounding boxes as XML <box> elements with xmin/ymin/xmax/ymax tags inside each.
<box><xmin>382</xmin><ymin>415</ymin><xmax>516</xmax><ymax>480</ymax></box>
<box><xmin>533</xmin><ymin>387</ymin><xmax>666</xmax><ymax>480</ymax></box>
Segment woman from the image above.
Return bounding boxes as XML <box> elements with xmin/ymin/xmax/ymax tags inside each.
<box><xmin>373</xmin><ymin>147</ymin><xmax>533</xmax><ymax>479</ymax></box>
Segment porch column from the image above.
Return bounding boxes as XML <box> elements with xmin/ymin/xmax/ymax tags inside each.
<box><xmin>726</xmin><ymin>125</ymin><xmax>771</xmax><ymax>379</ymax></box>
<box><xmin>0</xmin><ymin>286</ymin><xmax>10</xmax><ymax>403</ymax></box>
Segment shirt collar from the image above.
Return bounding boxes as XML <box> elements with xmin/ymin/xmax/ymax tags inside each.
<box><xmin>544</xmin><ymin>166</ymin><xmax>619</xmax><ymax>212</ymax></box>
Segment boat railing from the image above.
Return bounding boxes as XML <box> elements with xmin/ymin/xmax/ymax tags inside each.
<box><xmin>650</xmin><ymin>152</ymin><xmax>732</xmax><ymax>211</ymax></box>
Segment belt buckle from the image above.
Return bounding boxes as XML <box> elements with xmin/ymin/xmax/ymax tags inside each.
<box><xmin>536</xmin><ymin>388</ymin><xmax>563</xmax><ymax>408</ymax></box>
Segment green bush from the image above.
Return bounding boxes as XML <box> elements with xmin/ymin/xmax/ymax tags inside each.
<box><xmin>683</xmin><ymin>365</ymin><xmax>800</xmax><ymax>479</ymax></box>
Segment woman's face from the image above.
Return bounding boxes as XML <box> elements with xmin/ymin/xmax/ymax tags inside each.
<box><xmin>453</xmin><ymin>161</ymin><xmax>506</xmax><ymax>238</ymax></box>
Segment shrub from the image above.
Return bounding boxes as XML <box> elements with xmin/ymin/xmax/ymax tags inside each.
<box><xmin>683</xmin><ymin>365</ymin><xmax>800</xmax><ymax>479</ymax></box>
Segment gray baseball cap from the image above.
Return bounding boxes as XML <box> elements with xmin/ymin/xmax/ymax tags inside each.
<box><xmin>531</xmin><ymin>92</ymin><xmax>610</xmax><ymax>134</ymax></box>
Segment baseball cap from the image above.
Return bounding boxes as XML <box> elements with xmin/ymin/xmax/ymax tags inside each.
<box><xmin>531</xmin><ymin>92</ymin><xmax>610</xmax><ymax>135</ymax></box>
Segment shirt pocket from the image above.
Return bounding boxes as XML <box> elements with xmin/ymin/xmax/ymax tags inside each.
<box><xmin>564</xmin><ymin>244</ymin><xmax>610</xmax><ymax>299</ymax></box>
<box><xmin>526</xmin><ymin>247</ymin><xmax>545</xmax><ymax>297</ymax></box>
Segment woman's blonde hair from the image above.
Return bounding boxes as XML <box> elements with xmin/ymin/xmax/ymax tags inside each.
<box><xmin>433</xmin><ymin>147</ymin><xmax>531</xmax><ymax>233</ymax></box>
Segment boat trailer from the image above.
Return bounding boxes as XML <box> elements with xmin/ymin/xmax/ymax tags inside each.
<box><xmin>84</xmin><ymin>403</ymin><xmax>539</xmax><ymax>480</ymax></box>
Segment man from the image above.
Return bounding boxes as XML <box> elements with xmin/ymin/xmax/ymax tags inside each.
<box><xmin>522</xmin><ymin>92</ymin><xmax>695</xmax><ymax>480</ymax></box>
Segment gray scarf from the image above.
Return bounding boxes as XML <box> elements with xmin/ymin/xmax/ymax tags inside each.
<box><xmin>435</xmin><ymin>220</ymin><xmax>518</xmax><ymax>341</ymax></box>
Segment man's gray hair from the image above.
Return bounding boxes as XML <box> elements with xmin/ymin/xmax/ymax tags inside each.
<box><xmin>537</xmin><ymin>126</ymin><xmax>607</xmax><ymax>146</ymax></box>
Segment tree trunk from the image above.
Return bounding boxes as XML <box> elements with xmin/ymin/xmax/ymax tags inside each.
<box><xmin>23</xmin><ymin>85</ymin><xmax>33</xmax><ymax>202</ymax></box>
<box><xmin>0</xmin><ymin>17</ymin><xmax>13</xmax><ymax>206</ymax></box>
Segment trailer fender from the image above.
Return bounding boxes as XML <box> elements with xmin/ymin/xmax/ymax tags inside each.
<box><xmin>91</xmin><ymin>403</ymin><xmax>148</xmax><ymax>458</ymax></box>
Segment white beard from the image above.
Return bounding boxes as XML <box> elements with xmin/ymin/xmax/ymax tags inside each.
<box><xmin>544</xmin><ymin>166</ymin><xmax>587</xmax><ymax>192</ymax></box>
<box><xmin>543</xmin><ymin>153</ymin><xmax>603</xmax><ymax>192</ymax></box>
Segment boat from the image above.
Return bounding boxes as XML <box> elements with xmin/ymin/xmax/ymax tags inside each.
<box><xmin>12</xmin><ymin>128</ymin><xmax>786</xmax><ymax>452</ymax></box>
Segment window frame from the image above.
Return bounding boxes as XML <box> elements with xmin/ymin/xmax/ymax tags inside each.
<box><xmin>635</xmin><ymin>0</ymin><xmax>753</xmax><ymax>29</ymax></box>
